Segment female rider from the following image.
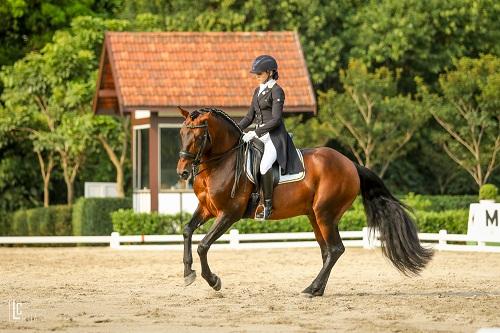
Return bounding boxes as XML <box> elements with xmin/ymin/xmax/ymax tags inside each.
<box><xmin>238</xmin><ymin>55</ymin><xmax>304</xmax><ymax>220</ymax></box>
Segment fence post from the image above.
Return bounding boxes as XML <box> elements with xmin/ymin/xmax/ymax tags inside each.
<box><xmin>230</xmin><ymin>229</ymin><xmax>239</xmax><ymax>248</ymax></box>
<box><xmin>438</xmin><ymin>230</ymin><xmax>447</xmax><ymax>250</ymax></box>
<box><xmin>110</xmin><ymin>232</ymin><xmax>120</xmax><ymax>249</ymax></box>
<box><xmin>362</xmin><ymin>227</ymin><xmax>373</xmax><ymax>249</ymax></box>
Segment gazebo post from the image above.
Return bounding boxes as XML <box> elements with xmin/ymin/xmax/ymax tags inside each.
<box><xmin>149</xmin><ymin>112</ymin><xmax>159</xmax><ymax>212</ymax></box>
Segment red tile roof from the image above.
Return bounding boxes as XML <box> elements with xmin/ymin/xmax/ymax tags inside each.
<box><xmin>94</xmin><ymin>31</ymin><xmax>316</xmax><ymax>115</ymax></box>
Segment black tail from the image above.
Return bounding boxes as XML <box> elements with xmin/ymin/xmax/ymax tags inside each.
<box><xmin>355</xmin><ymin>164</ymin><xmax>433</xmax><ymax>276</ymax></box>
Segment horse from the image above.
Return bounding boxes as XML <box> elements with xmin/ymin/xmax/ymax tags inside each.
<box><xmin>176</xmin><ymin>106</ymin><xmax>433</xmax><ymax>297</ymax></box>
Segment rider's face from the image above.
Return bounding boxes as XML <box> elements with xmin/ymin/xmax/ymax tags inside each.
<box><xmin>255</xmin><ymin>71</ymin><xmax>268</xmax><ymax>84</ymax></box>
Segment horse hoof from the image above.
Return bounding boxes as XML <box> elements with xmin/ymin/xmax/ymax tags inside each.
<box><xmin>184</xmin><ymin>270</ymin><xmax>196</xmax><ymax>286</ymax></box>
<box><xmin>301</xmin><ymin>286</ymin><xmax>312</xmax><ymax>294</ymax></box>
<box><xmin>301</xmin><ymin>285</ymin><xmax>323</xmax><ymax>297</ymax></box>
<box><xmin>212</xmin><ymin>276</ymin><xmax>222</xmax><ymax>291</ymax></box>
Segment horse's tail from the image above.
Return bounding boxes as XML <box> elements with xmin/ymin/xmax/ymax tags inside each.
<box><xmin>355</xmin><ymin>164</ymin><xmax>433</xmax><ymax>276</ymax></box>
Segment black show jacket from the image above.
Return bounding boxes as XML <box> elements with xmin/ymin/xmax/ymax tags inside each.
<box><xmin>238</xmin><ymin>83</ymin><xmax>304</xmax><ymax>175</ymax></box>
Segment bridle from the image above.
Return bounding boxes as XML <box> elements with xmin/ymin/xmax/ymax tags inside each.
<box><xmin>179</xmin><ymin>122</ymin><xmax>210</xmax><ymax>174</ymax></box>
<box><xmin>179</xmin><ymin>120</ymin><xmax>245</xmax><ymax>197</ymax></box>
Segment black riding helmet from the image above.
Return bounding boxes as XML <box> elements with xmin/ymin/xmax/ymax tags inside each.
<box><xmin>250</xmin><ymin>55</ymin><xmax>278</xmax><ymax>74</ymax></box>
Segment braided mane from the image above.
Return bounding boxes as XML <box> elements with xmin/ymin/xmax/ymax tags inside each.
<box><xmin>190</xmin><ymin>107</ymin><xmax>244</xmax><ymax>198</ymax></box>
<box><xmin>192</xmin><ymin>107</ymin><xmax>243</xmax><ymax>135</ymax></box>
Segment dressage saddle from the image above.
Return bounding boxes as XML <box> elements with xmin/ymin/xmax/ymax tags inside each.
<box><xmin>244</xmin><ymin>138</ymin><xmax>280</xmax><ymax>217</ymax></box>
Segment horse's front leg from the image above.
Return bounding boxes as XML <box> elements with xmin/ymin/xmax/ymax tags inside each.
<box><xmin>197</xmin><ymin>213</ymin><xmax>237</xmax><ymax>290</ymax></box>
<box><xmin>183</xmin><ymin>206</ymin><xmax>209</xmax><ymax>286</ymax></box>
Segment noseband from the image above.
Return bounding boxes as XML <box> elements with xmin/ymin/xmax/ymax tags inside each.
<box><xmin>179</xmin><ymin>120</ymin><xmax>245</xmax><ymax>197</ymax></box>
<box><xmin>179</xmin><ymin>122</ymin><xmax>210</xmax><ymax>176</ymax></box>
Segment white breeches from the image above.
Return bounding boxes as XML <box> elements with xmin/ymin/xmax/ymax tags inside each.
<box><xmin>258</xmin><ymin>132</ymin><xmax>277</xmax><ymax>174</ymax></box>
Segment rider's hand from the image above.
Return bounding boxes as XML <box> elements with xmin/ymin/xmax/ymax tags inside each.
<box><xmin>242</xmin><ymin>131</ymin><xmax>257</xmax><ymax>142</ymax></box>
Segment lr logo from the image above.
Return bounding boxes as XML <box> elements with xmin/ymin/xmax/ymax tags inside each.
<box><xmin>8</xmin><ymin>300</ymin><xmax>37</xmax><ymax>322</ymax></box>
<box><xmin>9</xmin><ymin>300</ymin><xmax>22</xmax><ymax>321</ymax></box>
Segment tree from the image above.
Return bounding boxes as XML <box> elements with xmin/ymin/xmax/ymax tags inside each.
<box><xmin>419</xmin><ymin>55</ymin><xmax>500</xmax><ymax>188</ymax></box>
<box><xmin>1</xmin><ymin>16</ymin><xmax>130</xmax><ymax>205</ymax></box>
<box><xmin>1</xmin><ymin>52</ymin><xmax>58</xmax><ymax>207</ymax></box>
<box><xmin>345</xmin><ymin>0</ymin><xmax>500</xmax><ymax>92</ymax></box>
<box><xmin>0</xmin><ymin>0</ymin><xmax>121</xmax><ymax>68</ymax></box>
<box><xmin>320</xmin><ymin>59</ymin><xmax>429</xmax><ymax>177</ymax></box>
<box><xmin>0</xmin><ymin>106</ymin><xmax>42</xmax><ymax>210</ymax></box>
<box><xmin>53</xmin><ymin>113</ymin><xmax>94</xmax><ymax>205</ymax></box>
<box><xmin>93</xmin><ymin>116</ymin><xmax>130</xmax><ymax>198</ymax></box>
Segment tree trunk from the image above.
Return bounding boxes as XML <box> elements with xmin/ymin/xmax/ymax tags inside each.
<box><xmin>36</xmin><ymin>151</ymin><xmax>54</xmax><ymax>208</ymax></box>
<box><xmin>65</xmin><ymin>178</ymin><xmax>74</xmax><ymax>206</ymax></box>
<box><xmin>116</xmin><ymin>166</ymin><xmax>125</xmax><ymax>198</ymax></box>
<box><xmin>98</xmin><ymin>135</ymin><xmax>126</xmax><ymax>198</ymax></box>
<box><xmin>43</xmin><ymin>177</ymin><xmax>50</xmax><ymax>207</ymax></box>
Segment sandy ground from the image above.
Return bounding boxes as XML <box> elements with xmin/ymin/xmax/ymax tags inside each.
<box><xmin>1</xmin><ymin>246</ymin><xmax>499</xmax><ymax>333</ymax></box>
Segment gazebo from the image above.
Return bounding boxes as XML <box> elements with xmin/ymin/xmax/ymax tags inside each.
<box><xmin>93</xmin><ymin>31</ymin><xmax>316</xmax><ymax>213</ymax></box>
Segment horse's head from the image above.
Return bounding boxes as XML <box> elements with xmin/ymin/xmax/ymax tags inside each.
<box><xmin>176</xmin><ymin>107</ymin><xmax>212</xmax><ymax>180</ymax></box>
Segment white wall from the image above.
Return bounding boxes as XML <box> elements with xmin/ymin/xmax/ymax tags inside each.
<box><xmin>133</xmin><ymin>192</ymin><xmax>198</xmax><ymax>214</ymax></box>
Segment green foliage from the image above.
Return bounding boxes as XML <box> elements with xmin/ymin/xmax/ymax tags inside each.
<box><xmin>0</xmin><ymin>211</ymin><xmax>11</xmax><ymax>236</ymax></box>
<box><xmin>112</xmin><ymin>209</ymin><xmax>185</xmax><ymax>235</ymax></box>
<box><xmin>419</xmin><ymin>55</ymin><xmax>500</xmax><ymax>188</ymax></box>
<box><xmin>0</xmin><ymin>0</ymin><xmax>121</xmax><ymax>67</ymax></box>
<box><xmin>72</xmin><ymin>197</ymin><xmax>132</xmax><ymax>235</ymax></box>
<box><xmin>0</xmin><ymin>16</ymin><xmax>131</xmax><ymax>205</ymax></box>
<box><xmin>111</xmin><ymin>195</ymin><xmax>473</xmax><ymax>236</ymax></box>
<box><xmin>479</xmin><ymin>184</ymin><xmax>498</xmax><ymax>200</ymax></box>
<box><xmin>11</xmin><ymin>205</ymin><xmax>72</xmax><ymax>236</ymax></box>
<box><xmin>414</xmin><ymin>210</ymin><xmax>469</xmax><ymax>234</ymax></box>
<box><xmin>416</xmin><ymin>195</ymin><xmax>477</xmax><ymax>211</ymax></box>
<box><xmin>11</xmin><ymin>209</ymin><xmax>28</xmax><ymax>236</ymax></box>
<box><xmin>345</xmin><ymin>0</ymin><xmax>500</xmax><ymax>90</ymax></box>
<box><xmin>320</xmin><ymin>59</ymin><xmax>429</xmax><ymax>176</ymax></box>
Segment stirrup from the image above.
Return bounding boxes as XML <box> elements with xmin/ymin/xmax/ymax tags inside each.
<box><xmin>254</xmin><ymin>203</ymin><xmax>272</xmax><ymax>221</ymax></box>
<box><xmin>254</xmin><ymin>203</ymin><xmax>266</xmax><ymax>221</ymax></box>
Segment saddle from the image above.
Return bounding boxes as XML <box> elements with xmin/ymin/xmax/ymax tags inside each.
<box><xmin>243</xmin><ymin>138</ymin><xmax>306</xmax><ymax>217</ymax></box>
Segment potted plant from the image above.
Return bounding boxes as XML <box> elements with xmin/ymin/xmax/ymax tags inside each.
<box><xmin>479</xmin><ymin>184</ymin><xmax>498</xmax><ymax>204</ymax></box>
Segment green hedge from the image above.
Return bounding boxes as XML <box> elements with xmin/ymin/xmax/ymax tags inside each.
<box><xmin>11</xmin><ymin>205</ymin><xmax>72</xmax><ymax>236</ymax></box>
<box><xmin>416</xmin><ymin>195</ymin><xmax>477</xmax><ymax>211</ymax></box>
<box><xmin>0</xmin><ymin>212</ymin><xmax>10</xmax><ymax>236</ymax></box>
<box><xmin>112</xmin><ymin>209</ymin><xmax>184</xmax><ymax>235</ymax></box>
<box><xmin>111</xmin><ymin>207</ymin><xmax>469</xmax><ymax>236</ymax></box>
<box><xmin>72</xmin><ymin>198</ymin><xmax>132</xmax><ymax>236</ymax></box>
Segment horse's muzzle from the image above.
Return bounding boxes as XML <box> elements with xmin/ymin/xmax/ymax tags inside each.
<box><xmin>178</xmin><ymin>170</ymin><xmax>190</xmax><ymax>180</ymax></box>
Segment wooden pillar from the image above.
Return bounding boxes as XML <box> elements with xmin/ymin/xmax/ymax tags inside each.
<box><xmin>149</xmin><ymin>112</ymin><xmax>159</xmax><ymax>212</ymax></box>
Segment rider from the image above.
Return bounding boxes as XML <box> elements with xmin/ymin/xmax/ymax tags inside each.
<box><xmin>239</xmin><ymin>55</ymin><xmax>304</xmax><ymax>220</ymax></box>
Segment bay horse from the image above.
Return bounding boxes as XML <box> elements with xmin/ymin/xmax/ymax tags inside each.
<box><xmin>176</xmin><ymin>107</ymin><xmax>433</xmax><ymax>297</ymax></box>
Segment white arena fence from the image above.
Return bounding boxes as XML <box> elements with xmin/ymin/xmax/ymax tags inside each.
<box><xmin>0</xmin><ymin>228</ymin><xmax>499</xmax><ymax>253</ymax></box>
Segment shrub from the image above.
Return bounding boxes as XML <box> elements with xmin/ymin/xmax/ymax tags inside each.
<box><xmin>11</xmin><ymin>209</ymin><xmax>29</xmax><ymax>236</ymax></box>
<box><xmin>111</xmin><ymin>206</ymin><xmax>468</xmax><ymax>235</ymax></box>
<box><xmin>414</xmin><ymin>210</ymin><xmax>469</xmax><ymax>234</ymax></box>
<box><xmin>111</xmin><ymin>209</ymin><xmax>184</xmax><ymax>235</ymax></box>
<box><xmin>479</xmin><ymin>184</ymin><xmax>498</xmax><ymax>201</ymax></box>
<box><xmin>403</xmin><ymin>194</ymin><xmax>476</xmax><ymax>211</ymax></box>
<box><xmin>72</xmin><ymin>198</ymin><xmax>132</xmax><ymax>236</ymax></box>
<box><xmin>10</xmin><ymin>205</ymin><xmax>72</xmax><ymax>236</ymax></box>
<box><xmin>0</xmin><ymin>211</ymin><xmax>9</xmax><ymax>236</ymax></box>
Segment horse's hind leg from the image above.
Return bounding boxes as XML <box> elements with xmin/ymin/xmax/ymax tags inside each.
<box><xmin>302</xmin><ymin>208</ymin><xmax>345</xmax><ymax>297</ymax></box>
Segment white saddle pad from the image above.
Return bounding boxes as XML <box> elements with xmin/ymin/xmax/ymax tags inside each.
<box><xmin>245</xmin><ymin>148</ymin><xmax>306</xmax><ymax>185</ymax></box>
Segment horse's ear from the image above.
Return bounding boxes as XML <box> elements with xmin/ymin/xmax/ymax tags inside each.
<box><xmin>177</xmin><ymin>106</ymin><xmax>189</xmax><ymax>119</ymax></box>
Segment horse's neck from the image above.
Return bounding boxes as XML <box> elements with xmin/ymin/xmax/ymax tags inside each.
<box><xmin>200</xmin><ymin>117</ymin><xmax>242</xmax><ymax>192</ymax></box>
<box><xmin>207</xmin><ymin>117</ymin><xmax>240</xmax><ymax>156</ymax></box>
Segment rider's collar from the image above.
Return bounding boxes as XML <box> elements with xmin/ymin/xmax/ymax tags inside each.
<box><xmin>259</xmin><ymin>79</ymin><xmax>276</xmax><ymax>94</ymax></box>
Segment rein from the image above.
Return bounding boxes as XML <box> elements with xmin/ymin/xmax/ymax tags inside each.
<box><xmin>179</xmin><ymin>121</ymin><xmax>245</xmax><ymax>198</ymax></box>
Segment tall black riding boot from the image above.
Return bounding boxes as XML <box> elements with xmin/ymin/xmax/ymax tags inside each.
<box><xmin>255</xmin><ymin>169</ymin><xmax>274</xmax><ymax>220</ymax></box>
